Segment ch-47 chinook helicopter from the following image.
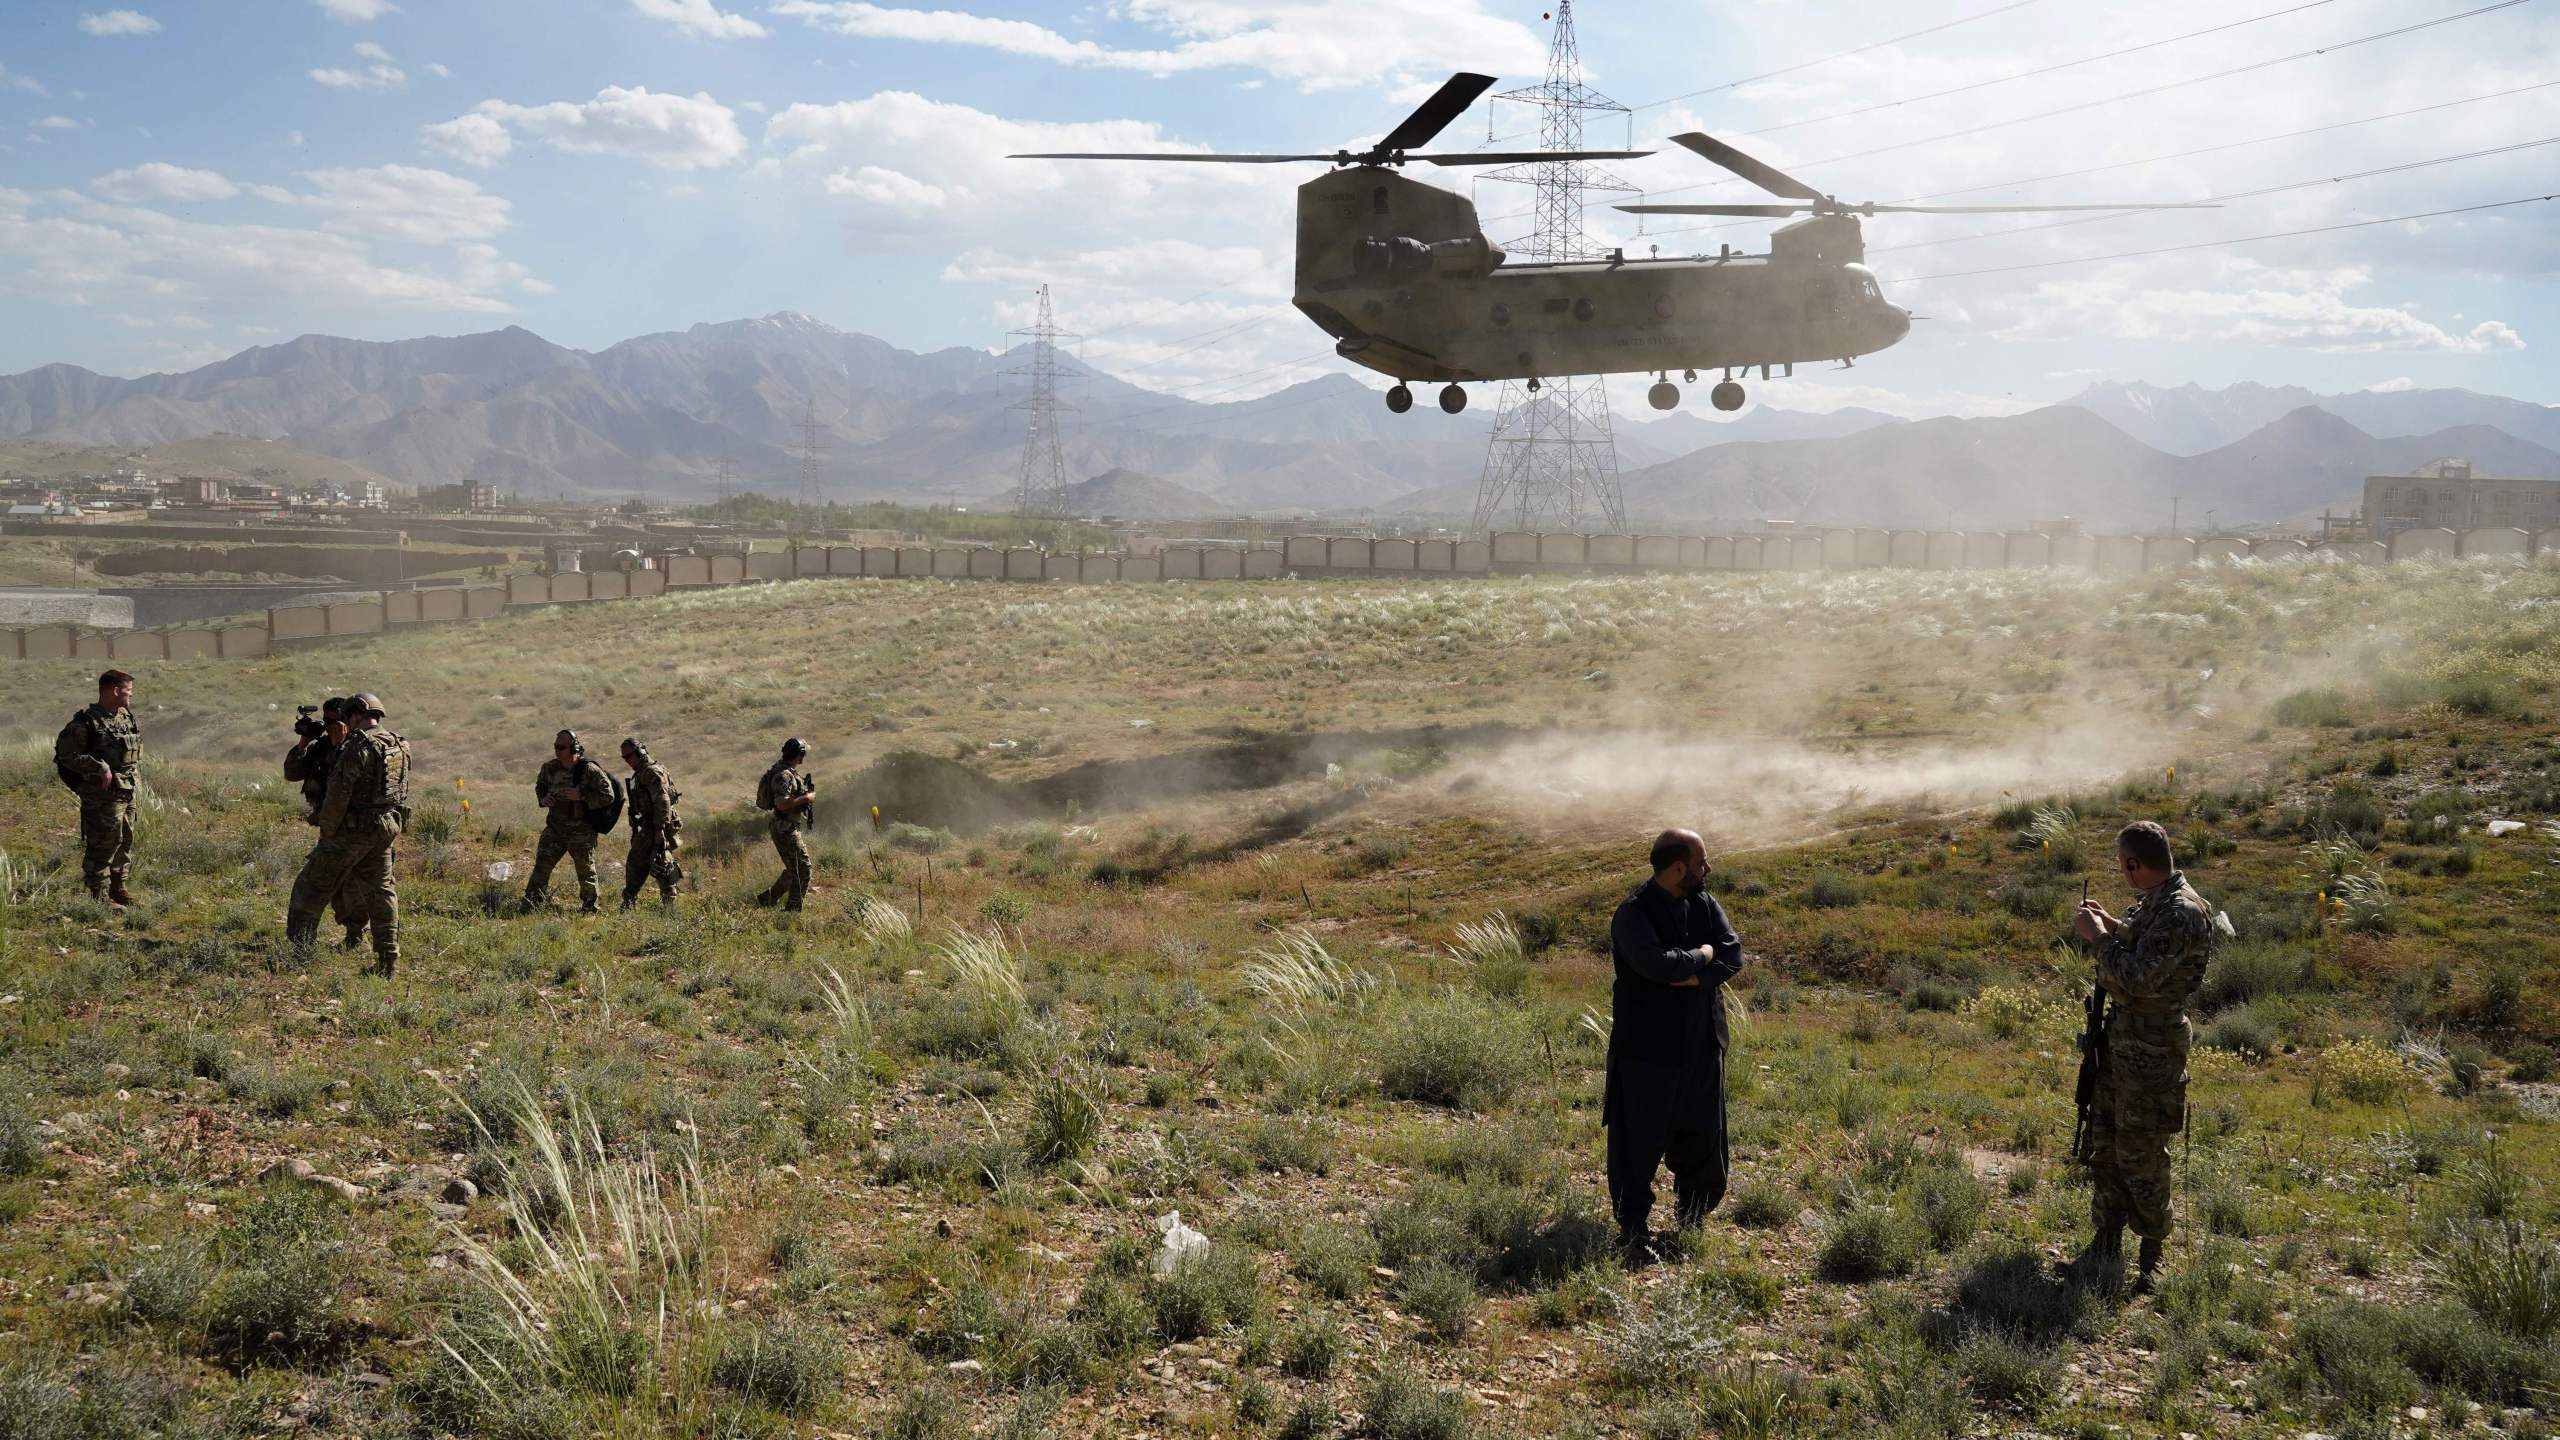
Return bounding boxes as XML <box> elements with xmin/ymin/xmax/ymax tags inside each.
<box><xmin>1015</xmin><ymin>73</ymin><xmax>2206</xmax><ymax>414</ymax></box>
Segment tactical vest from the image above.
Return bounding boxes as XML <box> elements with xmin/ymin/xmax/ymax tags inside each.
<box><xmin>372</xmin><ymin>732</ymin><xmax>412</xmax><ymax>811</ymax></box>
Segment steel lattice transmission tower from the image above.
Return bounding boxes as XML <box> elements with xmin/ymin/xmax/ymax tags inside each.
<box><xmin>1470</xmin><ymin>0</ymin><xmax>1633</xmax><ymax>534</ymax></box>
<box><xmin>794</xmin><ymin>399</ymin><xmax>826</xmax><ymax>525</ymax></box>
<box><xmin>1009</xmin><ymin>284</ymin><xmax>1078</xmax><ymax>518</ymax></box>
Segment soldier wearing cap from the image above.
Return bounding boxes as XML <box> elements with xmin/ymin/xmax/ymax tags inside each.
<box><xmin>523</xmin><ymin>728</ymin><xmax>617</xmax><ymax>914</ymax></box>
<box><xmin>287</xmin><ymin>692</ymin><xmax>409</xmax><ymax>978</ymax></box>
<box><xmin>619</xmin><ymin>738</ymin><xmax>683</xmax><ymax>911</ymax></box>
<box><xmin>55</xmin><ymin>669</ymin><xmax>143</xmax><ymax>905</ymax></box>
<box><xmin>755</xmin><ymin>737</ymin><xmax>817</xmax><ymax>910</ymax></box>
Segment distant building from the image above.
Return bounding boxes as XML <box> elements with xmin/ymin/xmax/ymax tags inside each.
<box><xmin>162</xmin><ymin>476</ymin><xmax>224</xmax><ymax>505</ymax></box>
<box><xmin>2363</xmin><ymin>459</ymin><xmax>2560</xmax><ymax>537</ymax></box>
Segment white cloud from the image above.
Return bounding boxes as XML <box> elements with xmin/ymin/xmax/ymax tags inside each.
<box><xmin>768</xmin><ymin>0</ymin><xmax>1547</xmax><ymax>91</ymax></box>
<box><xmin>1985</xmin><ymin>261</ymin><xmax>2526</xmax><ymax>354</ymax></box>
<box><xmin>2363</xmin><ymin>377</ymin><xmax>2420</xmax><ymax>392</ymax></box>
<box><xmin>424</xmin><ymin>61</ymin><xmax>450</xmax><ymax>78</ymax></box>
<box><xmin>421</xmin><ymin>113</ymin><xmax>511</xmax><ymax>167</ymax></box>
<box><xmin>93</xmin><ymin>162</ymin><xmax>240</xmax><ymax>203</ymax></box>
<box><xmin>311</xmin><ymin>42</ymin><xmax>406</xmax><ymax>90</ymax></box>
<box><xmin>313</xmin><ymin>0</ymin><xmax>399</xmax><ymax>18</ymax></box>
<box><xmin>37</xmin><ymin>115</ymin><xmax>81</xmax><ymax>130</ymax></box>
<box><xmin>427</xmin><ymin>86</ymin><xmax>746</xmax><ymax>169</ymax></box>
<box><xmin>288</xmin><ymin>165</ymin><xmax>511</xmax><ymax>244</ymax></box>
<box><xmin>77</xmin><ymin>10</ymin><xmax>161</xmax><ymax>35</ymax></box>
<box><xmin>0</xmin><ymin>191</ymin><xmax>530</xmax><ymax>317</ymax></box>
<box><xmin>287</xmin><ymin>129</ymin><xmax>306</xmax><ymax>147</ymax></box>
<box><xmin>0</xmin><ymin>62</ymin><xmax>45</xmax><ymax>96</ymax></box>
<box><xmin>630</xmin><ymin>0</ymin><xmax>767</xmax><ymax>40</ymax></box>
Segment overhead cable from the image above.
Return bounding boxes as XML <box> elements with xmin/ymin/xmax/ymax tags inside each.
<box><xmin>1883</xmin><ymin>192</ymin><xmax>2556</xmax><ymax>283</ymax></box>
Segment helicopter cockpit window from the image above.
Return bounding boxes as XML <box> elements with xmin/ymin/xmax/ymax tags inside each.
<box><xmin>1858</xmin><ymin>277</ymin><xmax>1883</xmax><ymax>302</ymax></box>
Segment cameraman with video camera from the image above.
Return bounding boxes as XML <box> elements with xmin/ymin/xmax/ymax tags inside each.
<box><xmin>283</xmin><ymin>697</ymin><xmax>369</xmax><ymax>951</ymax></box>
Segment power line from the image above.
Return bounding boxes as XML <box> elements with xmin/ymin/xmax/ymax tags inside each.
<box><xmin>1630</xmin><ymin>0</ymin><xmax>2046</xmax><ymax>113</ymax></box>
<box><xmin>1883</xmin><ymin>191</ymin><xmax>2556</xmax><ymax>283</ymax></box>
<box><xmin>1624</xmin><ymin>77</ymin><xmax>2560</xmax><ymax>239</ymax></box>
<box><xmin>1099</xmin><ymin>313</ymin><xmax>1278</xmax><ymax>373</ymax></box>
<box><xmin>1867</xmin><ymin>134</ymin><xmax>2560</xmax><ymax>255</ymax></box>
<box><xmin>1618</xmin><ymin>0</ymin><xmax>2531</xmax><ymax>207</ymax></box>
<box><xmin>1739</xmin><ymin>0</ymin><xmax>2342</xmax><ymax>138</ymax></box>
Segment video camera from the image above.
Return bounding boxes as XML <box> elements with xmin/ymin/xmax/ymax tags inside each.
<box><xmin>292</xmin><ymin>699</ymin><xmax>348</xmax><ymax>742</ymax></box>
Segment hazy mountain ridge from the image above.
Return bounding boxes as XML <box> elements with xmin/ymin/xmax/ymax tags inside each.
<box><xmin>2070</xmin><ymin>379</ymin><xmax>2560</xmax><ymax>455</ymax></box>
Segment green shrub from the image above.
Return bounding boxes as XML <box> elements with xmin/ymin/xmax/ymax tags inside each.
<box><xmin>1910</xmin><ymin>1168</ymin><xmax>1990</xmax><ymax>1252</ymax></box>
<box><xmin>2507</xmin><ymin>1043</ymin><xmax>2555</xmax><ymax>1084</ymax></box>
<box><xmin>1070</xmin><ymin>1274</ymin><xmax>1153</xmax><ymax>1358</ymax></box>
<box><xmin>0</xmin><ymin>1094</ymin><xmax>37</xmax><ymax>1178</ymax></box>
<box><xmin>1279</xmin><ymin>1396</ymin><xmax>1342</xmax><ymax>1440</ymax></box>
<box><xmin>2196</xmin><ymin>941</ymin><xmax>2316</xmax><ymax>1011</ymax></box>
<box><xmin>201</xmin><ymin>1185</ymin><xmax>346</xmax><ymax>1363</ymax></box>
<box><xmin>1292</xmin><ymin>1221</ymin><xmax>1376</xmax><ymax>1300</ymax></box>
<box><xmin>1378</xmin><ymin>996</ymin><xmax>1521</xmax><ymax>1111</ymax></box>
<box><xmin>122</xmin><ymin>1244</ymin><xmax>209</xmax><ymax>1327</ymax></box>
<box><xmin>1148</xmin><ymin>1244</ymin><xmax>1261</xmax><ymax>1342</ymax></box>
<box><xmin>1949</xmin><ymin>1245</ymin><xmax>2094</xmax><ymax>1345</ymax></box>
<box><xmin>1355</xmin><ymin>1366</ymin><xmax>1472</xmax><ymax>1440</ymax></box>
<box><xmin>1727</xmin><ymin>1179</ymin><xmax>1795</xmax><ymax>1231</ymax></box>
<box><xmin>1816</xmin><ymin>1204</ymin><xmax>1924</xmax><ymax>1282</ymax></box>
<box><xmin>1396</xmin><ymin>1256</ymin><xmax>1479</xmax><ymax>1341</ymax></box>
<box><xmin>2309</xmin><ymin>782</ymin><xmax>2387</xmax><ymax>847</ymax></box>
<box><xmin>1243</xmin><ymin>1117</ymin><xmax>1331</xmax><ymax>1175</ymax></box>
<box><xmin>1281</xmin><ymin>1315</ymin><xmax>1344</xmax><ymax>1379</ymax></box>
<box><xmin>1955</xmin><ymin>1331</ymin><xmax>2059</xmax><ymax>1412</ymax></box>
<box><xmin>2433</xmin><ymin>1221</ymin><xmax>2560</xmax><ymax>1340</ymax></box>
<box><xmin>2273</xmin><ymin>688</ymin><xmax>2354</xmax><ymax>728</ymax></box>
<box><xmin>711</xmin><ymin>1318</ymin><xmax>841</xmax><ymax>1415</ymax></box>
<box><xmin>2201</xmin><ymin>1006</ymin><xmax>2276</xmax><ymax>1059</ymax></box>
<box><xmin>2291</xmin><ymin>1298</ymin><xmax>2550</xmax><ymax>1415</ymax></box>
<box><xmin>1803</xmin><ymin>872</ymin><xmax>1867</xmax><ymax>909</ymax></box>
<box><xmin>1024</xmin><ymin>1072</ymin><xmax>1103</xmax><ymax>1168</ymax></box>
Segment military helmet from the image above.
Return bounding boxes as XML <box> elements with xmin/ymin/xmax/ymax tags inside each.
<box><xmin>320</xmin><ymin>696</ymin><xmax>347</xmax><ymax>716</ymax></box>
<box><xmin>554</xmin><ymin>728</ymin><xmax>581</xmax><ymax>752</ymax></box>
<box><xmin>349</xmin><ymin>693</ymin><xmax>386</xmax><ymax>718</ymax></box>
<box><xmin>620</xmin><ymin>736</ymin><xmax>647</xmax><ymax>759</ymax></box>
<box><xmin>781</xmin><ymin>736</ymin><xmax>808</xmax><ymax>759</ymax></box>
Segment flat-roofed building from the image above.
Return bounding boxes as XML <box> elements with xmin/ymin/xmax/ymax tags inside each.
<box><xmin>2365</xmin><ymin>459</ymin><xmax>2560</xmax><ymax>537</ymax></box>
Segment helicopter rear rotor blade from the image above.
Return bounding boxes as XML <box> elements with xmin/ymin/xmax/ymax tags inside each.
<box><xmin>1617</xmin><ymin>203</ymin><xmax>1807</xmax><ymax>216</ymax></box>
<box><xmin>1670</xmin><ymin>132</ymin><xmax>1823</xmax><ymax>201</ymax></box>
<box><xmin>1419</xmin><ymin>149</ymin><xmax>1655</xmax><ymax>166</ymax></box>
<box><xmin>1862</xmin><ymin>201</ymin><xmax>2220</xmax><ymax>213</ymax></box>
<box><xmin>1378</xmin><ymin>73</ymin><xmax>1498</xmax><ymax>154</ymax></box>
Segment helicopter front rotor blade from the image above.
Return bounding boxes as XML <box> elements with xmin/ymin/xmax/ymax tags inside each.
<box><xmin>1615</xmin><ymin>202</ymin><xmax>1807</xmax><ymax>216</ymax></box>
<box><xmin>1418</xmin><ymin>149</ymin><xmax>1656</xmax><ymax>166</ymax></box>
<box><xmin>1008</xmin><ymin>151</ymin><xmax>1339</xmax><ymax>163</ymax></box>
<box><xmin>1377</xmin><ymin>73</ymin><xmax>1499</xmax><ymax>154</ymax></box>
<box><xmin>1668</xmin><ymin>133</ymin><xmax>1823</xmax><ymax>201</ymax></box>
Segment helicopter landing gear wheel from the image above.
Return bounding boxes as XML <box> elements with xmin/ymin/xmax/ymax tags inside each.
<box><xmin>1710</xmin><ymin>380</ymin><xmax>1746</xmax><ymax>412</ymax></box>
<box><xmin>1385</xmin><ymin>384</ymin><xmax>1413</xmax><ymax>414</ymax></box>
<box><xmin>1438</xmin><ymin>384</ymin><xmax>1467</xmax><ymax>414</ymax></box>
<box><xmin>1647</xmin><ymin>381</ymin><xmax>1679</xmax><ymax>411</ymax></box>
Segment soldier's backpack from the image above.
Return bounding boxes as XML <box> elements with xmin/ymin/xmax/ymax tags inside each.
<box><xmin>53</xmin><ymin>712</ymin><xmax>94</xmax><ymax>792</ymax></box>
<box><xmin>581</xmin><ymin>759</ymin><xmax>626</xmax><ymax>835</ymax></box>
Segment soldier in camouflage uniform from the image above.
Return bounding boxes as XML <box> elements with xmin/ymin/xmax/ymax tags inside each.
<box><xmin>287</xmin><ymin>693</ymin><xmax>409</xmax><ymax>978</ymax></box>
<box><xmin>55</xmin><ymin>669</ymin><xmax>143</xmax><ymax>905</ymax></box>
<box><xmin>618</xmin><ymin>738</ymin><xmax>683</xmax><ymax>911</ymax></box>
<box><xmin>2072</xmin><ymin>820</ymin><xmax>2217</xmax><ymax>1293</ymax></box>
<box><xmin>284</xmin><ymin>698</ymin><xmax>369</xmax><ymax>950</ymax></box>
<box><xmin>523</xmin><ymin>729</ymin><xmax>617</xmax><ymax>914</ymax></box>
<box><xmin>754</xmin><ymin>737</ymin><xmax>816</xmax><ymax>910</ymax></box>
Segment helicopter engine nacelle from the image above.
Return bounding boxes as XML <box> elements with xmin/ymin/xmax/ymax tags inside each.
<box><xmin>1352</xmin><ymin>234</ymin><xmax>1505</xmax><ymax>283</ymax></box>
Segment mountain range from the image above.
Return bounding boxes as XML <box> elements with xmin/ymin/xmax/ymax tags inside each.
<box><xmin>3</xmin><ymin>315</ymin><xmax>2553</xmax><ymax>528</ymax></box>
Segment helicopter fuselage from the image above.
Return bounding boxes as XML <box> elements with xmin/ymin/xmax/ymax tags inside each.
<box><xmin>1288</xmin><ymin>167</ymin><xmax>1910</xmax><ymax>388</ymax></box>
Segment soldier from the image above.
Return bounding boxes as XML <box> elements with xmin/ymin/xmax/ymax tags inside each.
<box><xmin>1604</xmin><ymin>828</ymin><xmax>1748</xmax><ymax>1266</ymax></box>
<box><xmin>286</xmin><ymin>692</ymin><xmax>409</xmax><ymax>978</ymax></box>
<box><xmin>754</xmin><ymin>737</ymin><xmax>817</xmax><ymax>910</ymax></box>
<box><xmin>523</xmin><ymin>729</ymin><xmax>617</xmax><ymax>914</ymax></box>
<box><xmin>284</xmin><ymin>698</ymin><xmax>370</xmax><ymax>951</ymax></box>
<box><xmin>618</xmin><ymin>738</ymin><xmax>683</xmax><ymax>911</ymax></box>
<box><xmin>54</xmin><ymin>669</ymin><xmax>143</xmax><ymax>905</ymax></box>
<box><xmin>2071</xmin><ymin>820</ymin><xmax>2217</xmax><ymax>1294</ymax></box>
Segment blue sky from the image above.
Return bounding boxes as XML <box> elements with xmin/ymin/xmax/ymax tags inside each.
<box><xmin>2</xmin><ymin>0</ymin><xmax>2554</xmax><ymax>420</ymax></box>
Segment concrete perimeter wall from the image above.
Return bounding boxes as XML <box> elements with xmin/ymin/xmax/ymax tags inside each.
<box><xmin>12</xmin><ymin>527</ymin><xmax>2536</xmax><ymax>663</ymax></box>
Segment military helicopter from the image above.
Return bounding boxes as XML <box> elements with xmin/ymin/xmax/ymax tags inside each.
<box><xmin>1016</xmin><ymin>74</ymin><xmax>2206</xmax><ymax>414</ymax></box>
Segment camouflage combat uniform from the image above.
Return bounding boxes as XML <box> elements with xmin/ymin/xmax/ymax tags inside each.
<box><xmin>288</xmin><ymin>726</ymin><xmax>410</xmax><ymax>976</ymax></box>
<box><xmin>55</xmin><ymin>702</ymin><xmax>142</xmax><ymax>900</ymax></box>
<box><xmin>524</xmin><ymin>754</ymin><xmax>616</xmax><ymax>912</ymax></box>
<box><xmin>2079</xmin><ymin>870</ymin><xmax>2216</xmax><ymax>1245</ymax></box>
<box><xmin>621</xmin><ymin>758</ymin><xmax>683</xmax><ymax>909</ymax></box>
<box><xmin>284</xmin><ymin>733</ymin><xmax>367</xmax><ymax>943</ymax></box>
<box><xmin>755</xmin><ymin>758</ymin><xmax>814</xmax><ymax>910</ymax></box>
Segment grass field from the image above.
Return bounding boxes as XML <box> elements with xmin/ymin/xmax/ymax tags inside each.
<box><xmin>2</xmin><ymin>558</ymin><xmax>2555</xmax><ymax>1439</ymax></box>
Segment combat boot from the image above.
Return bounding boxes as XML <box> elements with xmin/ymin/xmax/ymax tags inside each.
<box><xmin>342</xmin><ymin>924</ymin><xmax>364</xmax><ymax>951</ymax></box>
<box><xmin>107</xmin><ymin>879</ymin><xmax>137</xmax><ymax>907</ymax></box>
<box><xmin>2133</xmin><ymin>1237</ymin><xmax>2164</xmax><ymax>1295</ymax></box>
<box><xmin>2071</xmin><ymin>1223</ymin><xmax>2126</xmax><ymax>1292</ymax></box>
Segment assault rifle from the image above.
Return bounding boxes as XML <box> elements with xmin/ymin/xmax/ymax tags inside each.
<box><xmin>2069</xmin><ymin>876</ymin><xmax>2107</xmax><ymax>1162</ymax></box>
